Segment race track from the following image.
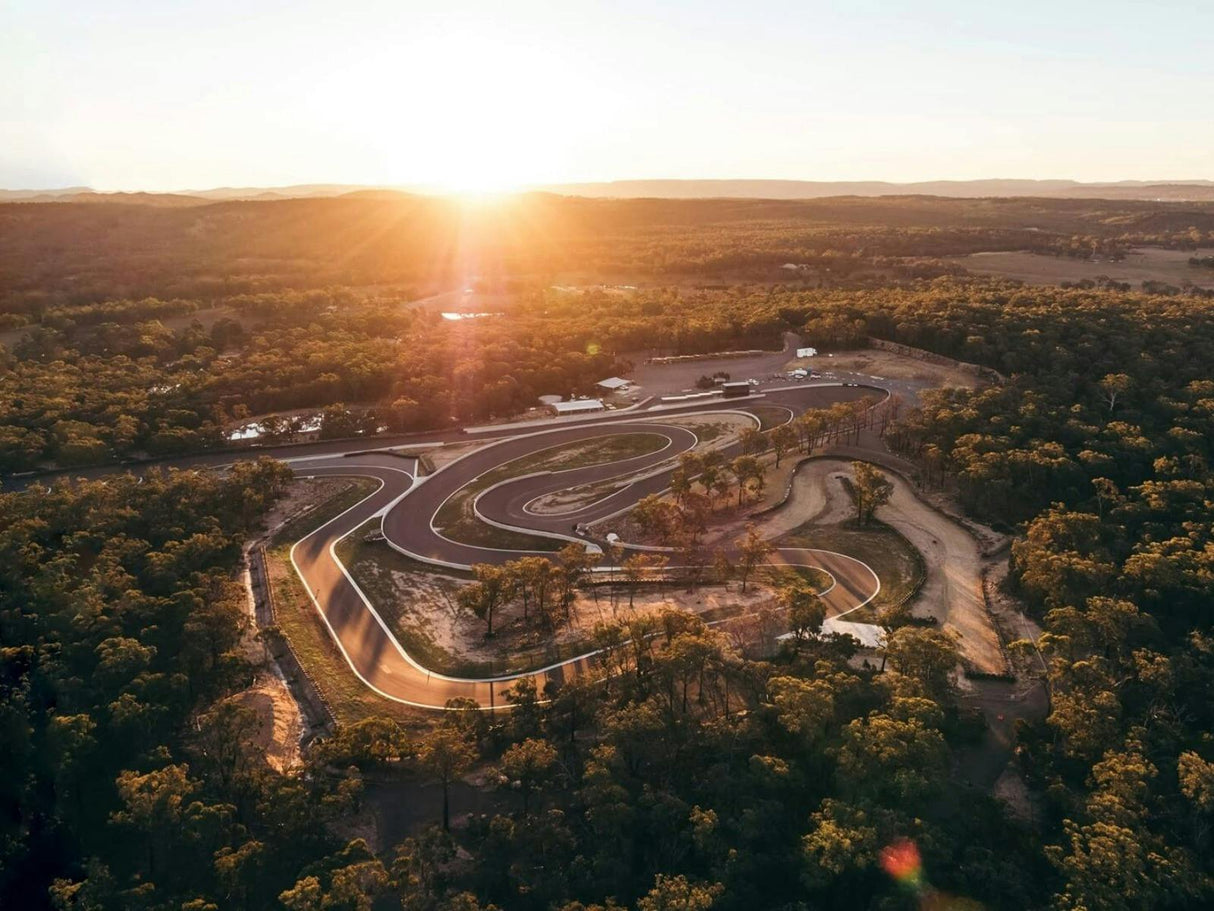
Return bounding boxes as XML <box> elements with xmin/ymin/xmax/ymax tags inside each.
<box><xmin>287</xmin><ymin>385</ymin><xmax>884</xmax><ymax>708</ymax></box>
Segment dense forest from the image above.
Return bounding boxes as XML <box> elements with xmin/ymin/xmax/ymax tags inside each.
<box><xmin>4</xmin><ymin>194</ymin><xmax>1214</xmax><ymax>318</ymax></box>
<box><xmin>4</xmin><ymin>196</ymin><xmax>1214</xmax><ymax>908</ymax></box>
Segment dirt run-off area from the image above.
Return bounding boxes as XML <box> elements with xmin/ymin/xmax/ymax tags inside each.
<box><xmin>948</xmin><ymin>246</ymin><xmax>1214</xmax><ymax>290</ymax></box>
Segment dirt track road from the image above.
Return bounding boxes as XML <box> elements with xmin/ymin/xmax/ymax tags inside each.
<box><xmin>747</xmin><ymin>457</ymin><xmax>1005</xmax><ymax>673</ymax></box>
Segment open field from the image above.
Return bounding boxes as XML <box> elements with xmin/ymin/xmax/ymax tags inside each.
<box><xmin>950</xmin><ymin>246</ymin><xmax>1214</xmax><ymax>289</ymax></box>
<box><xmin>792</xmin><ymin>348</ymin><xmax>980</xmax><ymax>389</ymax></box>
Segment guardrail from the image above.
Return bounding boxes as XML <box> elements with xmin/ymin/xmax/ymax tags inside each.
<box><xmin>250</xmin><ymin>545</ymin><xmax>336</xmax><ymax>734</ymax></box>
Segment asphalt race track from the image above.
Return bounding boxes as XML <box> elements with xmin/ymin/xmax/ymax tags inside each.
<box><xmin>285</xmin><ymin>384</ymin><xmax>885</xmax><ymax>709</ymax></box>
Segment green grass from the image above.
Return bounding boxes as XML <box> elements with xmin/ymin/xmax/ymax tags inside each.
<box><xmin>434</xmin><ymin>432</ymin><xmax>669</xmax><ymax>550</ymax></box>
<box><xmin>777</xmin><ymin>519</ymin><xmax>925</xmax><ymax>622</ymax></box>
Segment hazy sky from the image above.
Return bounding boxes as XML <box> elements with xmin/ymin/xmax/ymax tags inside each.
<box><xmin>3</xmin><ymin>0</ymin><xmax>1213</xmax><ymax>191</ymax></box>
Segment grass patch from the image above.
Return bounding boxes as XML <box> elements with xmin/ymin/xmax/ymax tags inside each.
<box><xmin>747</xmin><ymin>404</ymin><xmax>793</xmax><ymax>431</ymax></box>
<box><xmin>435</xmin><ymin>432</ymin><xmax>669</xmax><ymax>550</ymax></box>
<box><xmin>777</xmin><ymin>519</ymin><xmax>925</xmax><ymax>622</ymax></box>
<box><xmin>762</xmin><ymin>563</ymin><xmax>834</xmax><ymax>593</ymax></box>
<box><xmin>682</xmin><ymin>419</ymin><xmax>734</xmax><ymax>442</ymax></box>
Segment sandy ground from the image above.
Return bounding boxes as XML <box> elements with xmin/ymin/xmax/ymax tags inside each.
<box><xmin>791</xmin><ymin>349</ymin><xmax>979</xmax><ymax>389</ymax></box>
<box><xmin>745</xmin><ymin>458</ymin><xmax>855</xmax><ymax>540</ymax></box>
<box><xmin>877</xmin><ymin>478</ymin><xmax>1006</xmax><ymax>674</ymax></box>
<box><xmin>261</xmin><ymin>477</ymin><xmax>361</xmax><ymax>537</ymax></box>
<box><xmin>659</xmin><ymin>412</ymin><xmax>757</xmax><ymax>437</ymax></box>
<box><xmin>242</xmin><ymin>477</ymin><xmax>361</xmax><ymax>765</ymax></box>
<box><xmin>226</xmin><ymin>675</ymin><xmax>303</xmax><ymax>772</ymax></box>
<box><xmin>355</xmin><ymin>551</ymin><xmax>779</xmax><ymax>667</ymax></box>
<box><xmin>949</xmin><ymin>246</ymin><xmax>1214</xmax><ymax>290</ymax></box>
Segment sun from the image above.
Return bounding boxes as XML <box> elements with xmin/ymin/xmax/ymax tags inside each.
<box><xmin>420</xmin><ymin>165</ymin><xmax>528</xmax><ymax>199</ymax></box>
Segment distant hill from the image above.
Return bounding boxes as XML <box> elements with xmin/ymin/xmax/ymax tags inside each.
<box><xmin>0</xmin><ymin>184</ymin><xmax>390</xmax><ymax>205</ymax></box>
<box><xmin>0</xmin><ymin>191</ymin><xmax>215</xmax><ymax>207</ymax></box>
<box><xmin>4</xmin><ymin>178</ymin><xmax>1214</xmax><ymax>206</ymax></box>
<box><xmin>536</xmin><ymin>179</ymin><xmax>1214</xmax><ymax>201</ymax></box>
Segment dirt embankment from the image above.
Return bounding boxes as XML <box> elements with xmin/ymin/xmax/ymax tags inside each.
<box><xmin>226</xmin><ymin>675</ymin><xmax>303</xmax><ymax>772</ymax></box>
<box><xmin>877</xmin><ymin>479</ymin><xmax>1005</xmax><ymax>674</ymax></box>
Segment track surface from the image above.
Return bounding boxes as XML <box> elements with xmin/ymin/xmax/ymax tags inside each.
<box><xmin>287</xmin><ymin>385</ymin><xmax>885</xmax><ymax>709</ymax></box>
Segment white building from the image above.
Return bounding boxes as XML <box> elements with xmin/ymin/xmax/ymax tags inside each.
<box><xmin>596</xmin><ymin>376</ymin><xmax>632</xmax><ymax>393</ymax></box>
<box><xmin>549</xmin><ymin>399</ymin><xmax>606</xmax><ymax>416</ymax></box>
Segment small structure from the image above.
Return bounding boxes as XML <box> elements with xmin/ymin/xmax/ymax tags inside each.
<box><xmin>596</xmin><ymin>376</ymin><xmax>632</xmax><ymax>393</ymax></box>
<box><xmin>549</xmin><ymin>399</ymin><xmax>606</xmax><ymax>416</ymax></box>
<box><xmin>796</xmin><ymin>347</ymin><xmax>818</xmax><ymax>358</ymax></box>
<box><xmin>722</xmin><ymin>381</ymin><xmax>751</xmax><ymax>399</ymax></box>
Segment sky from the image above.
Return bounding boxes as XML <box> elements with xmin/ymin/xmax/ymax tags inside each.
<box><xmin>3</xmin><ymin>0</ymin><xmax>1213</xmax><ymax>192</ymax></box>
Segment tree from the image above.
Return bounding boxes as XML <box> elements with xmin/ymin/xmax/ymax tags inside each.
<box><xmin>311</xmin><ymin>716</ymin><xmax>410</xmax><ymax>770</ymax></box>
<box><xmin>769</xmin><ymin>676</ymin><xmax>834</xmax><ymax>743</ymax></box>
<box><xmin>459</xmin><ymin>564</ymin><xmax>510</xmax><ymax>636</ymax></box>
<box><xmin>622</xmin><ymin>553</ymin><xmax>667</xmax><ymax>608</ymax></box>
<box><xmin>498</xmin><ymin>738</ymin><xmax>559</xmax><ymax>816</ymax></box>
<box><xmin>279</xmin><ymin>841</ymin><xmax>388</xmax><ymax>911</ymax></box>
<box><xmin>780</xmin><ymin>581</ymin><xmax>825</xmax><ymax>641</ymax></box>
<box><xmin>418</xmin><ymin>727</ymin><xmax>477</xmax><ymax>830</ymax></box>
<box><xmin>1098</xmin><ymin>372</ymin><xmax>1132</xmax><ymax>414</ymax></box>
<box><xmin>730</xmin><ymin>455</ymin><xmax>764</xmax><ymax>507</ymax></box>
<box><xmin>739</xmin><ymin>427</ymin><xmax>768</xmax><ymax>456</ymax></box>
<box><xmin>669</xmin><ymin>469</ymin><xmax>692</xmax><ymax>507</ymax></box>
<box><xmin>632</xmin><ymin>494</ymin><xmax>678</xmax><ymax>541</ymax></box>
<box><xmin>770</xmin><ymin>423</ymin><xmax>798</xmax><ymax>468</ymax></box>
<box><xmin>735</xmin><ymin>525</ymin><xmax>774</xmax><ymax>593</ymax></box>
<box><xmin>884</xmin><ymin>627</ymin><xmax>958</xmax><ymax>700</ymax></box>
<box><xmin>637</xmin><ymin>874</ymin><xmax>723</xmax><ymax>911</ymax></box>
<box><xmin>393</xmin><ymin>826</ymin><xmax>456</xmax><ymax>911</ymax></box>
<box><xmin>850</xmin><ymin>461</ymin><xmax>892</xmax><ymax>525</ymax></box>
<box><xmin>698</xmin><ymin>450</ymin><xmax>727</xmax><ymax>504</ymax></box>
<box><xmin>556</xmin><ymin>544</ymin><xmax>596</xmax><ymax>622</ymax></box>
<box><xmin>110</xmin><ymin>763</ymin><xmax>200</xmax><ymax>878</ymax></box>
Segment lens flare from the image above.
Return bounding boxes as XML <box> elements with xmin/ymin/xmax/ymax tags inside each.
<box><xmin>880</xmin><ymin>839</ymin><xmax>923</xmax><ymax>890</ymax></box>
